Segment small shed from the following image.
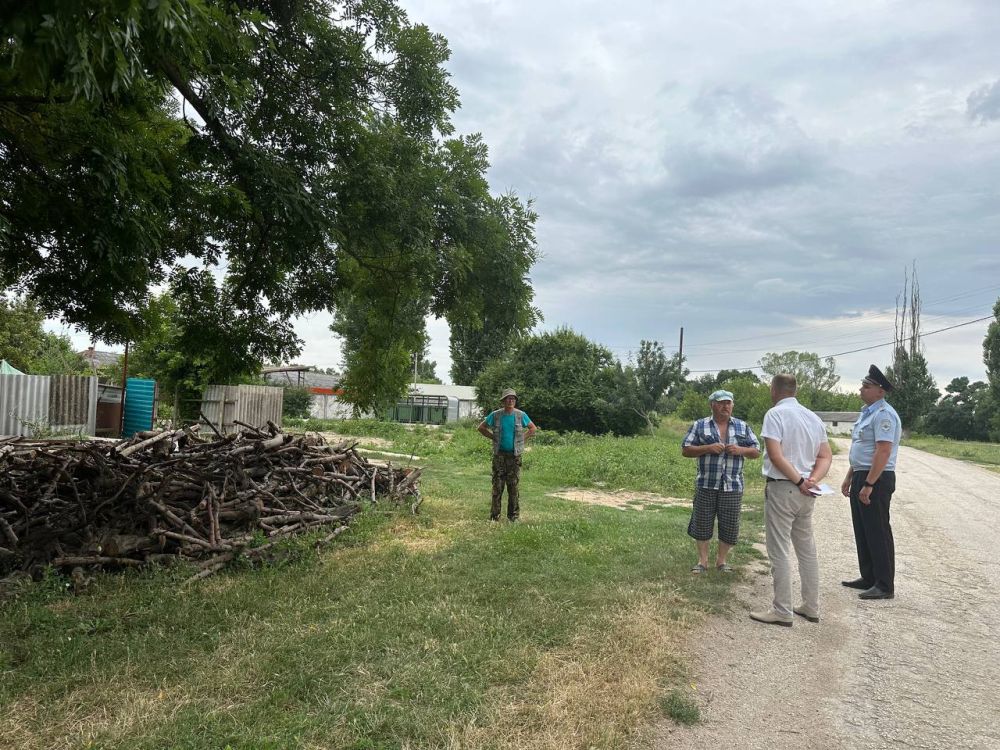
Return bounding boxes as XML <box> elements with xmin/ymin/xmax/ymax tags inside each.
<box><xmin>406</xmin><ymin>383</ymin><xmax>479</xmax><ymax>422</ymax></box>
<box><xmin>814</xmin><ymin>411</ymin><xmax>860</xmax><ymax>436</ymax></box>
<box><xmin>200</xmin><ymin>384</ymin><xmax>283</xmax><ymax>434</ymax></box>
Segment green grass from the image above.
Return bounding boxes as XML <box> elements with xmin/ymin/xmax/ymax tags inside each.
<box><xmin>904</xmin><ymin>434</ymin><xmax>1000</xmax><ymax>472</ymax></box>
<box><xmin>0</xmin><ymin>419</ymin><xmax>761</xmax><ymax>749</ymax></box>
<box><xmin>660</xmin><ymin>690</ymin><xmax>700</xmax><ymax>725</ymax></box>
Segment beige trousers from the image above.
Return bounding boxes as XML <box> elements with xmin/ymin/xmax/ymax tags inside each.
<box><xmin>764</xmin><ymin>481</ymin><xmax>820</xmax><ymax>617</ymax></box>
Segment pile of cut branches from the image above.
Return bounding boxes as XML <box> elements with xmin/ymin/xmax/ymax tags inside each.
<box><xmin>0</xmin><ymin>423</ymin><xmax>421</xmax><ymax>584</ymax></box>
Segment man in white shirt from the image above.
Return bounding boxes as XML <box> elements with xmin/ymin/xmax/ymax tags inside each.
<box><xmin>750</xmin><ymin>374</ymin><xmax>833</xmax><ymax>627</ymax></box>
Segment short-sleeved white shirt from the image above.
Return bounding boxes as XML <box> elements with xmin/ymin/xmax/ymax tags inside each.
<box><xmin>760</xmin><ymin>397</ymin><xmax>829</xmax><ymax>480</ymax></box>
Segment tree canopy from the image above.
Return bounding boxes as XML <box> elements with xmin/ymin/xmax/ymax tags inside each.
<box><xmin>758</xmin><ymin>351</ymin><xmax>839</xmax><ymax>392</ymax></box>
<box><xmin>985</xmin><ymin>299</ymin><xmax>1000</xmax><ymax>406</ymax></box>
<box><xmin>921</xmin><ymin>377</ymin><xmax>994</xmax><ymax>441</ymax></box>
<box><xmin>677</xmin><ymin>373</ymin><xmax>772</xmax><ymax>425</ymax></box>
<box><xmin>2</xmin><ymin>2</ymin><xmax>538</xmax><ymax>407</ymax></box>
<box><xmin>886</xmin><ymin>349</ymin><xmax>938</xmax><ymax>430</ymax></box>
<box><xmin>634</xmin><ymin>341</ymin><xmax>687</xmax><ymax>408</ymax></box>
<box><xmin>0</xmin><ymin>295</ymin><xmax>85</xmax><ymax>374</ymax></box>
<box><xmin>474</xmin><ymin>328</ymin><xmax>646</xmax><ymax>436</ymax></box>
<box><xmin>677</xmin><ymin>360</ymin><xmax>860</xmax><ymax>426</ymax></box>
<box><xmin>983</xmin><ymin>298</ymin><xmax>1000</xmax><ymax>439</ymax></box>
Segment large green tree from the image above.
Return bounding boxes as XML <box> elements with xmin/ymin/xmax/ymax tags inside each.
<box><xmin>985</xmin><ymin>298</ymin><xmax>1000</xmax><ymax>403</ymax></box>
<box><xmin>885</xmin><ymin>262</ymin><xmax>938</xmax><ymax>430</ymax></box>
<box><xmin>677</xmin><ymin>374</ymin><xmax>772</xmax><ymax>426</ymax></box>
<box><xmin>984</xmin><ymin>298</ymin><xmax>1000</xmax><ymax>439</ymax></box>
<box><xmin>922</xmin><ymin>377</ymin><xmax>994</xmax><ymax>441</ymax></box>
<box><xmin>446</xmin><ymin>189</ymin><xmax>541</xmax><ymax>385</ymax></box>
<box><xmin>474</xmin><ymin>328</ymin><xmax>646</xmax><ymax>436</ymax></box>
<box><xmin>631</xmin><ymin>340</ymin><xmax>688</xmax><ymax>420</ymax></box>
<box><xmin>758</xmin><ymin>351</ymin><xmax>839</xmax><ymax>392</ymax></box>
<box><xmin>885</xmin><ymin>349</ymin><xmax>938</xmax><ymax>430</ymax></box>
<box><xmin>635</xmin><ymin>341</ymin><xmax>686</xmax><ymax>405</ymax></box>
<box><xmin>3</xmin><ymin>2</ymin><xmax>535</xmax><ymax>409</ymax></box>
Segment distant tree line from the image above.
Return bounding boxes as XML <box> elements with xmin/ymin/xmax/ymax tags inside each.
<box><xmin>470</xmin><ymin>297</ymin><xmax>1000</xmax><ymax>441</ymax></box>
<box><xmin>0</xmin><ymin>296</ymin><xmax>85</xmax><ymax>375</ymax></box>
<box><xmin>471</xmin><ymin>330</ymin><xmax>858</xmax><ymax>437</ymax></box>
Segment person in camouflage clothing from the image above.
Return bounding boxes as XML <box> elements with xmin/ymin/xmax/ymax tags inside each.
<box><xmin>478</xmin><ymin>388</ymin><xmax>537</xmax><ymax>521</ymax></box>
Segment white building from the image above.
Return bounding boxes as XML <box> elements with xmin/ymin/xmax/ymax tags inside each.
<box><xmin>406</xmin><ymin>383</ymin><xmax>479</xmax><ymax>422</ymax></box>
<box><xmin>814</xmin><ymin>411</ymin><xmax>860</xmax><ymax>436</ymax></box>
<box><xmin>263</xmin><ymin>365</ymin><xmax>480</xmax><ymax>423</ymax></box>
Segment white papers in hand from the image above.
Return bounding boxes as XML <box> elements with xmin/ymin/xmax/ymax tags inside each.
<box><xmin>809</xmin><ymin>484</ymin><xmax>835</xmax><ymax>496</ymax></box>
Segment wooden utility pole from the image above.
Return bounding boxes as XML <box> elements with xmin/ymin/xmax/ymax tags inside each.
<box><xmin>118</xmin><ymin>341</ymin><xmax>130</xmax><ymax>438</ymax></box>
<box><xmin>679</xmin><ymin>327</ymin><xmax>684</xmax><ymax>360</ymax></box>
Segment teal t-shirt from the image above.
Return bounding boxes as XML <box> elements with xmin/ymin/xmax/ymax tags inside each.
<box><xmin>485</xmin><ymin>409</ymin><xmax>531</xmax><ymax>453</ymax></box>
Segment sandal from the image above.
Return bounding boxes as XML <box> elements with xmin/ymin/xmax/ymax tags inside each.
<box><xmin>691</xmin><ymin>563</ymin><xmax>708</xmax><ymax>574</ymax></box>
<box><xmin>716</xmin><ymin>563</ymin><xmax>733</xmax><ymax>573</ymax></box>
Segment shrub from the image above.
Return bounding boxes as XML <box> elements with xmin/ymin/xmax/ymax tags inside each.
<box><xmin>282</xmin><ymin>386</ymin><xmax>313</xmax><ymax>419</ymax></box>
<box><xmin>474</xmin><ymin>327</ymin><xmax>646</xmax><ymax>436</ymax></box>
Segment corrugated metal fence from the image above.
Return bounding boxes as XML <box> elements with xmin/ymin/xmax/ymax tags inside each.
<box><xmin>0</xmin><ymin>374</ymin><xmax>98</xmax><ymax>436</ymax></box>
<box><xmin>201</xmin><ymin>385</ymin><xmax>283</xmax><ymax>434</ymax></box>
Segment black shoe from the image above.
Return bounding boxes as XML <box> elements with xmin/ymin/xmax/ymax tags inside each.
<box><xmin>841</xmin><ymin>578</ymin><xmax>873</xmax><ymax>590</ymax></box>
<box><xmin>859</xmin><ymin>585</ymin><xmax>894</xmax><ymax>600</ymax></box>
<box><xmin>489</xmin><ymin>516</ymin><xmax>500</xmax><ymax>522</ymax></box>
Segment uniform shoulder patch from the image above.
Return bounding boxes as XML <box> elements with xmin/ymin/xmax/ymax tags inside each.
<box><xmin>879</xmin><ymin>419</ymin><xmax>892</xmax><ymax>432</ymax></box>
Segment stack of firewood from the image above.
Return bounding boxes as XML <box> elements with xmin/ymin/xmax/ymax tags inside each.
<box><xmin>0</xmin><ymin>423</ymin><xmax>421</xmax><ymax>584</ymax></box>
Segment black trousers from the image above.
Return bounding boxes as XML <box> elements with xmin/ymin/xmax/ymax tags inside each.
<box><xmin>850</xmin><ymin>470</ymin><xmax>896</xmax><ymax>591</ymax></box>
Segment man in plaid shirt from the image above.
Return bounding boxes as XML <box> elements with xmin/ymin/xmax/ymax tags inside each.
<box><xmin>682</xmin><ymin>389</ymin><xmax>761</xmax><ymax>573</ymax></box>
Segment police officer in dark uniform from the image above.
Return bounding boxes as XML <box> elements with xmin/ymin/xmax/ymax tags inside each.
<box><xmin>840</xmin><ymin>365</ymin><xmax>902</xmax><ymax>600</ymax></box>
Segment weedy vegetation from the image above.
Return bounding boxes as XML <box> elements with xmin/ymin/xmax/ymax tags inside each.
<box><xmin>0</xmin><ymin>419</ymin><xmax>765</xmax><ymax>749</ymax></box>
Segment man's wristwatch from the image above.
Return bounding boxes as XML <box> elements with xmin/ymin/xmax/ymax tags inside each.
<box><xmin>795</xmin><ymin>478</ymin><xmax>805</xmax><ymax>487</ymax></box>
<box><xmin>863</xmin><ymin>480</ymin><xmax>875</xmax><ymax>488</ymax></box>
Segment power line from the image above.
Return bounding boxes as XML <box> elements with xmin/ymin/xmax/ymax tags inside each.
<box><xmin>689</xmin><ymin>302</ymin><xmax>994</xmax><ymax>358</ymax></box>
<box><xmin>686</xmin><ymin>314</ymin><xmax>994</xmax><ymax>374</ymax></box>
<box><xmin>681</xmin><ymin>283</ymin><xmax>1000</xmax><ymax>350</ymax></box>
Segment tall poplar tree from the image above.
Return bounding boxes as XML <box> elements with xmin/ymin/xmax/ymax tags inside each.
<box><xmin>983</xmin><ymin>297</ymin><xmax>1000</xmax><ymax>439</ymax></box>
<box><xmin>886</xmin><ymin>263</ymin><xmax>938</xmax><ymax>429</ymax></box>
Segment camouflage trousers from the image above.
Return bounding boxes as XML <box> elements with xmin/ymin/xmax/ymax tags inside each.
<box><xmin>491</xmin><ymin>453</ymin><xmax>521</xmax><ymax>520</ymax></box>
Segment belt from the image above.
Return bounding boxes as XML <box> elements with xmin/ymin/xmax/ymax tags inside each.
<box><xmin>766</xmin><ymin>477</ymin><xmax>792</xmax><ymax>483</ymax></box>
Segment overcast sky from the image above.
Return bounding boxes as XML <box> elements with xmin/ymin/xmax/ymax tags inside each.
<box><xmin>55</xmin><ymin>0</ymin><xmax>1000</xmax><ymax>392</ymax></box>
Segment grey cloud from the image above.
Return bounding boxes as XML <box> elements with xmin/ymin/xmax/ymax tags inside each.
<box><xmin>663</xmin><ymin>145</ymin><xmax>826</xmax><ymax>198</ymax></box>
<box><xmin>661</xmin><ymin>87</ymin><xmax>830</xmax><ymax>198</ymax></box>
<box><xmin>968</xmin><ymin>80</ymin><xmax>1000</xmax><ymax>123</ymax></box>
<box><xmin>393</xmin><ymin>0</ymin><xmax>1000</xmax><ymax>384</ymax></box>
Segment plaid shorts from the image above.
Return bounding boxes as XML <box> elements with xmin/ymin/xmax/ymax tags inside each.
<box><xmin>687</xmin><ymin>487</ymin><xmax>743</xmax><ymax>545</ymax></box>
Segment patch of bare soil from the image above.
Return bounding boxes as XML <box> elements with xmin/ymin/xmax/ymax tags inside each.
<box><xmin>316</xmin><ymin>431</ymin><xmax>394</xmax><ymax>449</ymax></box>
<box><xmin>547</xmin><ymin>489</ymin><xmax>690</xmax><ymax>511</ymax></box>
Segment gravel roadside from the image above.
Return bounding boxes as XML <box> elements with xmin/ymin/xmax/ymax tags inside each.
<box><xmin>655</xmin><ymin>440</ymin><xmax>1000</xmax><ymax>749</ymax></box>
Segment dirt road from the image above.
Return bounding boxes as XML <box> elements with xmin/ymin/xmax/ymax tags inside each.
<box><xmin>656</xmin><ymin>441</ymin><xmax>1000</xmax><ymax>749</ymax></box>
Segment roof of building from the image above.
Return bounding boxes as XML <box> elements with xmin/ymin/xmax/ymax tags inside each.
<box><xmin>263</xmin><ymin>369</ymin><xmax>341</xmax><ymax>389</ymax></box>
<box><xmin>79</xmin><ymin>347</ymin><xmax>121</xmax><ymax>368</ymax></box>
<box><xmin>814</xmin><ymin>411</ymin><xmax>861</xmax><ymax>422</ymax></box>
<box><xmin>408</xmin><ymin>383</ymin><xmax>477</xmax><ymax>400</ymax></box>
